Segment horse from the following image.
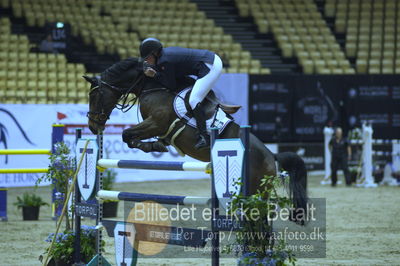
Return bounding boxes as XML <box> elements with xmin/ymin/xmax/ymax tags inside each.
<box><xmin>85</xmin><ymin>57</ymin><xmax>308</xmax><ymax>224</ymax></box>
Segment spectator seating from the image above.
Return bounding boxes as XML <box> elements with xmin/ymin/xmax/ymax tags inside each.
<box><xmin>235</xmin><ymin>0</ymin><xmax>355</xmax><ymax>74</ymax></box>
<box><xmin>326</xmin><ymin>0</ymin><xmax>400</xmax><ymax>74</ymax></box>
<box><xmin>0</xmin><ymin>17</ymin><xmax>89</xmax><ymax>104</ymax></box>
<box><xmin>2</xmin><ymin>0</ymin><xmax>397</xmax><ymax>105</ymax></box>
<box><xmin>7</xmin><ymin>0</ymin><xmax>269</xmax><ymax>75</ymax></box>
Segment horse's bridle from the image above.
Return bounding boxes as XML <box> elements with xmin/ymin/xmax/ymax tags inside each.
<box><xmin>87</xmin><ymin>75</ymin><xmax>144</xmax><ymax>125</ymax></box>
<box><xmin>86</xmin><ymin>80</ymin><xmax>122</xmax><ymax>125</ymax></box>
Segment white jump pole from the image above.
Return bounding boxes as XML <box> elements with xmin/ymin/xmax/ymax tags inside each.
<box><xmin>381</xmin><ymin>141</ymin><xmax>400</xmax><ymax>186</ymax></box>
<box><xmin>393</xmin><ymin>143</ymin><xmax>400</xmax><ymax>174</ymax></box>
<box><xmin>358</xmin><ymin>123</ymin><xmax>377</xmax><ymax>188</ymax></box>
<box><xmin>97</xmin><ymin>159</ymin><xmax>210</xmax><ymax>172</ymax></box>
<box><xmin>321</xmin><ymin>126</ymin><xmax>334</xmax><ymax>185</ymax></box>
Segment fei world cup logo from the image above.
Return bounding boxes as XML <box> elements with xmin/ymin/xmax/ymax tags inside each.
<box><xmin>211</xmin><ymin>139</ymin><xmax>244</xmax><ymax>209</ymax></box>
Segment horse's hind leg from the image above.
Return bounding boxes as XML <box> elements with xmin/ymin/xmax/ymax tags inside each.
<box><xmin>249</xmin><ymin>133</ymin><xmax>276</xmax><ymax>195</ymax></box>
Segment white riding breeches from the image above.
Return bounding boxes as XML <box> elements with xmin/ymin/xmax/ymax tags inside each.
<box><xmin>189</xmin><ymin>54</ymin><xmax>223</xmax><ymax>110</ymax></box>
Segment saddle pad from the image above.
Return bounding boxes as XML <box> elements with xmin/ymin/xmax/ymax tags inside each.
<box><xmin>173</xmin><ymin>87</ymin><xmax>233</xmax><ymax>134</ymax></box>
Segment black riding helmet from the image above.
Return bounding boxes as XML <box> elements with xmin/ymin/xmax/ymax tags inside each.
<box><xmin>139</xmin><ymin>38</ymin><xmax>163</xmax><ymax>61</ymax></box>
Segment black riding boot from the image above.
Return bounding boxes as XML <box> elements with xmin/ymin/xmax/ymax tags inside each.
<box><xmin>192</xmin><ymin>103</ymin><xmax>210</xmax><ymax>150</ymax></box>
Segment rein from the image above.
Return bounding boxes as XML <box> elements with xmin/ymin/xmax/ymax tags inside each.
<box><xmin>114</xmin><ymin>74</ymin><xmax>144</xmax><ymax>113</ymax></box>
<box><xmin>87</xmin><ymin>72</ymin><xmax>179</xmax><ymax>126</ymax></box>
<box><xmin>87</xmin><ymin>74</ymin><xmax>144</xmax><ymax>125</ymax></box>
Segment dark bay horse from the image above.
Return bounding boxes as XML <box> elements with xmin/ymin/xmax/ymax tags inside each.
<box><xmin>85</xmin><ymin>58</ymin><xmax>308</xmax><ymax>223</ymax></box>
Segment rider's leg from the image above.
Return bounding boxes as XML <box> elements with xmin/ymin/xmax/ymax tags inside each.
<box><xmin>192</xmin><ymin>102</ymin><xmax>208</xmax><ymax>149</ymax></box>
<box><xmin>189</xmin><ymin>54</ymin><xmax>223</xmax><ymax>149</ymax></box>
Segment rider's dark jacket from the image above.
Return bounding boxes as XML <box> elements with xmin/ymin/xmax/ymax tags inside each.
<box><xmin>152</xmin><ymin>47</ymin><xmax>215</xmax><ymax>90</ymax></box>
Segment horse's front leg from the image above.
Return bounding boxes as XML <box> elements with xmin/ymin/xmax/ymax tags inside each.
<box><xmin>122</xmin><ymin>116</ymin><xmax>168</xmax><ymax>152</ymax></box>
<box><xmin>123</xmin><ymin>115</ymin><xmax>164</xmax><ymax>140</ymax></box>
<box><xmin>128</xmin><ymin>139</ymin><xmax>169</xmax><ymax>153</ymax></box>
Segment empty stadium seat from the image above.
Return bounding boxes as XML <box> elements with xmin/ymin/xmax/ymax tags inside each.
<box><xmin>236</xmin><ymin>0</ymin><xmax>354</xmax><ymax>74</ymax></box>
<box><xmin>329</xmin><ymin>0</ymin><xmax>397</xmax><ymax>74</ymax></box>
<box><xmin>0</xmin><ymin>17</ymin><xmax>88</xmax><ymax>103</ymax></box>
<box><xmin>6</xmin><ymin>0</ymin><xmax>267</xmax><ymax>75</ymax></box>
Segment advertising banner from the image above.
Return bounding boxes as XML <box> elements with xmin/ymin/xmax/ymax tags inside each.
<box><xmin>249</xmin><ymin>75</ymin><xmax>294</xmax><ymax>142</ymax></box>
<box><xmin>292</xmin><ymin>76</ymin><xmax>343</xmax><ymax>142</ymax></box>
<box><xmin>249</xmin><ymin>75</ymin><xmax>400</xmax><ymax>142</ymax></box>
<box><xmin>344</xmin><ymin>76</ymin><xmax>400</xmax><ymax>139</ymax></box>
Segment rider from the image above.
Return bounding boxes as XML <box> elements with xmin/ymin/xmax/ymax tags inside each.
<box><xmin>139</xmin><ymin>37</ymin><xmax>223</xmax><ymax>150</ymax></box>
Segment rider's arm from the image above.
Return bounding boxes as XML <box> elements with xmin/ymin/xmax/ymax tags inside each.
<box><xmin>176</xmin><ymin>76</ymin><xmax>195</xmax><ymax>90</ymax></box>
<box><xmin>153</xmin><ymin>62</ymin><xmax>177</xmax><ymax>89</ymax></box>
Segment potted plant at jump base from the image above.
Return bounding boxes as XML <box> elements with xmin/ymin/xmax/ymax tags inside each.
<box><xmin>42</xmin><ymin>225</ymin><xmax>104</xmax><ymax>266</ymax></box>
<box><xmin>225</xmin><ymin>175</ymin><xmax>297</xmax><ymax>266</ymax></box>
<box><xmin>37</xmin><ymin>142</ymin><xmax>104</xmax><ymax>265</ymax></box>
<box><xmin>14</xmin><ymin>192</ymin><xmax>48</xmax><ymax>220</ymax></box>
<box><xmin>102</xmin><ymin>169</ymin><xmax>119</xmax><ymax>218</ymax></box>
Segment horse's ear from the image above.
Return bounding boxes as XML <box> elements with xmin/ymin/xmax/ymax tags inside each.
<box><xmin>82</xmin><ymin>75</ymin><xmax>96</xmax><ymax>85</ymax></box>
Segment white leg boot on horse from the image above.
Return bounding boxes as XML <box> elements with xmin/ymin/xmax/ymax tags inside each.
<box><xmin>189</xmin><ymin>54</ymin><xmax>223</xmax><ymax>149</ymax></box>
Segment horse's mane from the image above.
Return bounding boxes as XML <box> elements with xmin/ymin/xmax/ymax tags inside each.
<box><xmin>100</xmin><ymin>57</ymin><xmax>140</xmax><ymax>88</ymax></box>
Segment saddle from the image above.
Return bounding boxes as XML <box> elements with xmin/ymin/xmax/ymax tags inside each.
<box><xmin>205</xmin><ymin>91</ymin><xmax>241</xmax><ymax>115</ymax></box>
<box><xmin>159</xmin><ymin>87</ymin><xmax>241</xmax><ymax>155</ymax></box>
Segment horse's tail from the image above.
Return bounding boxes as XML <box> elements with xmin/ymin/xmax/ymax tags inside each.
<box><xmin>275</xmin><ymin>152</ymin><xmax>308</xmax><ymax>225</ymax></box>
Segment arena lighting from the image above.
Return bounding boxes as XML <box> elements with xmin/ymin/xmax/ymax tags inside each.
<box><xmin>56</xmin><ymin>22</ymin><xmax>64</xmax><ymax>28</ymax></box>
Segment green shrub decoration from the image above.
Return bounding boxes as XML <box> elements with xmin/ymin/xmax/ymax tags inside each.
<box><xmin>43</xmin><ymin>226</ymin><xmax>104</xmax><ymax>265</ymax></box>
<box><xmin>226</xmin><ymin>175</ymin><xmax>297</xmax><ymax>266</ymax></box>
<box><xmin>14</xmin><ymin>192</ymin><xmax>49</xmax><ymax>209</ymax></box>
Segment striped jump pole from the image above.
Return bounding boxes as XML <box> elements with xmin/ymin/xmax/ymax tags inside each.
<box><xmin>98</xmin><ymin>159</ymin><xmax>210</xmax><ymax>172</ymax></box>
<box><xmin>97</xmin><ymin>190</ymin><xmax>211</xmax><ymax>206</ymax></box>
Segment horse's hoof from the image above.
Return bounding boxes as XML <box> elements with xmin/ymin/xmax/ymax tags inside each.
<box><xmin>128</xmin><ymin>140</ymin><xmax>137</xmax><ymax>149</ymax></box>
<box><xmin>194</xmin><ymin>140</ymin><xmax>209</xmax><ymax>150</ymax></box>
<box><xmin>194</xmin><ymin>144</ymin><xmax>209</xmax><ymax>150</ymax></box>
<box><xmin>194</xmin><ymin>135</ymin><xmax>210</xmax><ymax>150</ymax></box>
<box><xmin>153</xmin><ymin>142</ymin><xmax>169</xmax><ymax>152</ymax></box>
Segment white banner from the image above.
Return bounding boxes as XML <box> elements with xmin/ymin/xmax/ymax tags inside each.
<box><xmin>0</xmin><ymin>73</ymin><xmax>249</xmax><ymax>187</ymax></box>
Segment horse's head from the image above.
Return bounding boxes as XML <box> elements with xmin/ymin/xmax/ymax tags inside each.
<box><xmin>85</xmin><ymin>75</ymin><xmax>122</xmax><ymax>134</ymax></box>
<box><xmin>85</xmin><ymin>58</ymin><xmax>144</xmax><ymax>134</ymax></box>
